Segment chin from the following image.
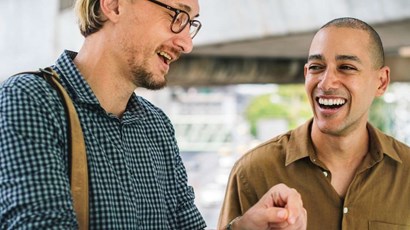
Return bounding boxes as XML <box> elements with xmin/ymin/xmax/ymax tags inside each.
<box><xmin>132</xmin><ymin>67</ymin><xmax>167</xmax><ymax>90</ymax></box>
<box><xmin>315</xmin><ymin>118</ymin><xmax>339</xmax><ymax>134</ymax></box>
<box><xmin>142</xmin><ymin>77</ymin><xmax>167</xmax><ymax>90</ymax></box>
<box><xmin>146</xmin><ymin>82</ymin><xmax>167</xmax><ymax>90</ymax></box>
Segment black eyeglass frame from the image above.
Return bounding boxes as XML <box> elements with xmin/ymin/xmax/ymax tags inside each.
<box><xmin>148</xmin><ymin>0</ymin><xmax>202</xmax><ymax>38</ymax></box>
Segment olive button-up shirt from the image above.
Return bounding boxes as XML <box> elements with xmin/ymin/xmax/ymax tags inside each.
<box><xmin>219</xmin><ymin>120</ymin><xmax>410</xmax><ymax>230</ymax></box>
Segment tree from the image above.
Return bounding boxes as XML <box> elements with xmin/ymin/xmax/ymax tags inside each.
<box><xmin>245</xmin><ymin>84</ymin><xmax>312</xmax><ymax>137</ymax></box>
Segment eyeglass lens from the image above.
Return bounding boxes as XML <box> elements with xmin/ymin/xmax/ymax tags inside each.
<box><xmin>172</xmin><ymin>12</ymin><xmax>189</xmax><ymax>32</ymax></box>
<box><xmin>172</xmin><ymin>12</ymin><xmax>200</xmax><ymax>38</ymax></box>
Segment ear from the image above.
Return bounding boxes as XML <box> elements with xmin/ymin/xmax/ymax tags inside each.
<box><xmin>100</xmin><ymin>0</ymin><xmax>120</xmax><ymax>23</ymax></box>
<box><xmin>375</xmin><ymin>66</ymin><xmax>390</xmax><ymax>97</ymax></box>
<box><xmin>303</xmin><ymin>63</ymin><xmax>308</xmax><ymax>79</ymax></box>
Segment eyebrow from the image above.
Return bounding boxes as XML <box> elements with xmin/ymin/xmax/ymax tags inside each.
<box><xmin>307</xmin><ymin>54</ymin><xmax>324</xmax><ymax>62</ymax></box>
<box><xmin>178</xmin><ymin>3</ymin><xmax>190</xmax><ymax>12</ymax></box>
<box><xmin>176</xmin><ymin>3</ymin><xmax>200</xmax><ymax>18</ymax></box>
<box><xmin>307</xmin><ymin>54</ymin><xmax>362</xmax><ymax>64</ymax></box>
<box><xmin>336</xmin><ymin>55</ymin><xmax>362</xmax><ymax>64</ymax></box>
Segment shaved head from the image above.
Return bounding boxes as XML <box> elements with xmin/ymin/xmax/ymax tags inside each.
<box><xmin>319</xmin><ymin>17</ymin><xmax>385</xmax><ymax>69</ymax></box>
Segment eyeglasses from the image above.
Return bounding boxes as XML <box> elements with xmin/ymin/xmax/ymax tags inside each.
<box><xmin>148</xmin><ymin>0</ymin><xmax>202</xmax><ymax>39</ymax></box>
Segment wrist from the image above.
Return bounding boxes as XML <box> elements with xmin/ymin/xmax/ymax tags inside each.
<box><xmin>226</xmin><ymin>216</ymin><xmax>241</xmax><ymax>230</ymax></box>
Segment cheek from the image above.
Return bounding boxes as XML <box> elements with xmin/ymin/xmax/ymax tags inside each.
<box><xmin>304</xmin><ymin>76</ymin><xmax>317</xmax><ymax>94</ymax></box>
<box><xmin>304</xmin><ymin>80</ymin><xmax>316</xmax><ymax>107</ymax></box>
<box><xmin>350</xmin><ymin>85</ymin><xmax>375</xmax><ymax>111</ymax></box>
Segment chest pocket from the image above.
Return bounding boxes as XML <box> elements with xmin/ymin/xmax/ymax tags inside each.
<box><xmin>369</xmin><ymin>221</ymin><xmax>410</xmax><ymax>230</ymax></box>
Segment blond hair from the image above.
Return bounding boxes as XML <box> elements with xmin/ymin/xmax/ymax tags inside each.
<box><xmin>75</xmin><ymin>0</ymin><xmax>107</xmax><ymax>37</ymax></box>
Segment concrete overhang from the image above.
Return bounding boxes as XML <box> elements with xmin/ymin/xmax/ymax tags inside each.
<box><xmin>168</xmin><ymin>19</ymin><xmax>410</xmax><ymax>86</ymax></box>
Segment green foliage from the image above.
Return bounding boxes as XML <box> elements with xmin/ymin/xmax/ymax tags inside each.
<box><xmin>245</xmin><ymin>84</ymin><xmax>396</xmax><ymax>137</ymax></box>
<box><xmin>245</xmin><ymin>84</ymin><xmax>312</xmax><ymax>137</ymax></box>
<box><xmin>369</xmin><ymin>96</ymin><xmax>394</xmax><ymax>133</ymax></box>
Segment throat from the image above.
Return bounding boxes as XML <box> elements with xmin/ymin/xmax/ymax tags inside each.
<box><xmin>324</xmin><ymin>154</ymin><xmax>368</xmax><ymax>198</ymax></box>
<box><xmin>97</xmin><ymin>91</ymin><xmax>131</xmax><ymax>118</ymax></box>
<box><xmin>330</xmin><ymin>170</ymin><xmax>356</xmax><ymax>198</ymax></box>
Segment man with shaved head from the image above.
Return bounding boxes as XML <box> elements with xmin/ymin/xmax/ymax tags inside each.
<box><xmin>219</xmin><ymin>17</ymin><xmax>410</xmax><ymax>229</ymax></box>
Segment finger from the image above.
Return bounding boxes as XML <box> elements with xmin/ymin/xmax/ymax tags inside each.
<box><xmin>271</xmin><ymin>185</ymin><xmax>302</xmax><ymax>208</ymax></box>
<box><xmin>292</xmin><ymin>208</ymin><xmax>307</xmax><ymax>228</ymax></box>
<box><xmin>282</xmin><ymin>190</ymin><xmax>304</xmax><ymax>224</ymax></box>
<box><xmin>264</xmin><ymin>207</ymin><xmax>289</xmax><ymax>223</ymax></box>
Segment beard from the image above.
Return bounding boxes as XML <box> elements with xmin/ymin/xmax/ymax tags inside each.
<box><xmin>131</xmin><ymin>67</ymin><xmax>167</xmax><ymax>90</ymax></box>
<box><xmin>129</xmin><ymin>60</ymin><xmax>167</xmax><ymax>90</ymax></box>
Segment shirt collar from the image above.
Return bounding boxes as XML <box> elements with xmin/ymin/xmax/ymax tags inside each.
<box><xmin>367</xmin><ymin>123</ymin><xmax>402</xmax><ymax>163</ymax></box>
<box><xmin>285</xmin><ymin>119</ymin><xmax>403</xmax><ymax>166</ymax></box>
<box><xmin>52</xmin><ymin>50</ymin><xmax>147</xmax><ymax>121</ymax></box>
<box><xmin>285</xmin><ymin>119</ymin><xmax>315</xmax><ymax>166</ymax></box>
<box><xmin>53</xmin><ymin>50</ymin><xmax>100</xmax><ymax>105</ymax></box>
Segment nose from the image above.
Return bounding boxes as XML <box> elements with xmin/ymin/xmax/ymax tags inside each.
<box><xmin>318</xmin><ymin>68</ymin><xmax>339</xmax><ymax>91</ymax></box>
<box><xmin>174</xmin><ymin>27</ymin><xmax>194</xmax><ymax>53</ymax></box>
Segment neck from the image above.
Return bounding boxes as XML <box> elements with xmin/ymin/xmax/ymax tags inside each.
<box><xmin>311</xmin><ymin>121</ymin><xmax>369</xmax><ymax>165</ymax></box>
<box><xmin>74</xmin><ymin>36</ymin><xmax>136</xmax><ymax>117</ymax></box>
<box><xmin>311</xmin><ymin>121</ymin><xmax>370</xmax><ymax>197</ymax></box>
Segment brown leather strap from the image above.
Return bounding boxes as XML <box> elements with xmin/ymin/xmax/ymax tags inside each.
<box><xmin>40</xmin><ymin>68</ymin><xmax>89</xmax><ymax>229</ymax></box>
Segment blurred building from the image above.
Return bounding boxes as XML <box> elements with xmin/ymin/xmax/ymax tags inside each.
<box><xmin>1</xmin><ymin>0</ymin><xmax>410</xmax><ymax>83</ymax></box>
<box><xmin>1</xmin><ymin>1</ymin><xmax>410</xmax><ymax>228</ymax></box>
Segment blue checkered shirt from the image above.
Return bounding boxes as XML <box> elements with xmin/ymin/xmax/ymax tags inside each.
<box><xmin>0</xmin><ymin>50</ymin><xmax>206</xmax><ymax>229</ymax></box>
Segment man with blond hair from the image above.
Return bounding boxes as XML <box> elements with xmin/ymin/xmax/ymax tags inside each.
<box><xmin>1</xmin><ymin>0</ymin><xmax>205</xmax><ymax>228</ymax></box>
<box><xmin>0</xmin><ymin>0</ymin><xmax>306</xmax><ymax>229</ymax></box>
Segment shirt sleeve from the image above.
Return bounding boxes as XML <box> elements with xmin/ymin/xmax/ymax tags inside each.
<box><xmin>217</xmin><ymin>162</ymin><xmax>255</xmax><ymax>229</ymax></box>
<box><xmin>174</xmin><ymin>153</ymin><xmax>207</xmax><ymax>229</ymax></box>
<box><xmin>0</xmin><ymin>76</ymin><xmax>78</xmax><ymax>228</ymax></box>
<box><xmin>158</xmin><ymin>111</ymin><xmax>207</xmax><ymax>229</ymax></box>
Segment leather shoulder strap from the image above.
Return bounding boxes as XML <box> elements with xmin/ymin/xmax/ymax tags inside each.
<box><xmin>18</xmin><ymin>68</ymin><xmax>89</xmax><ymax>229</ymax></box>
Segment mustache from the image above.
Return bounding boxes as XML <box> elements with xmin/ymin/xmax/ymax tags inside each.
<box><xmin>314</xmin><ymin>89</ymin><xmax>346</xmax><ymax>98</ymax></box>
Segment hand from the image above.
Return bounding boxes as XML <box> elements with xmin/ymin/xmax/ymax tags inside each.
<box><xmin>232</xmin><ymin>183</ymin><xmax>307</xmax><ymax>230</ymax></box>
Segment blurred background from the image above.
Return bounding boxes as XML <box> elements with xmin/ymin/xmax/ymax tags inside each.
<box><xmin>1</xmin><ymin>0</ymin><xmax>410</xmax><ymax>229</ymax></box>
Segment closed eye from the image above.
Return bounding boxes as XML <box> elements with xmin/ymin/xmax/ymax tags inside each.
<box><xmin>308</xmin><ymin>64</ymin><xmax>325</xmax><ymax>73</ymax></box>
<box><xmin>339</xmin><ymin>65</ymin><xmax>357</xmax><ymax>71</ymax></box>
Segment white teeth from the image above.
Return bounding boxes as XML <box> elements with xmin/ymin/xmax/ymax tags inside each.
<box><xmin>318</xmin><ymin>98</ymin><xmax>346</xmax><ymax>106</ymax></box>
<box><xmin>158</xmin><ymin>51</ymin><xmax>172</xmax><ymax>61</ymax></box>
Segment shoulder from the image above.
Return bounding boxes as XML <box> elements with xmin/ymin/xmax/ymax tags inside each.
<box><xmin>1</xmin><ymin>72</ymin><xmax>65</xmax><ymax>124</ymax></box>
<box><xmin>0</xmin><ymin>72</ymin><xmax>67</xmax><ymax>148</ymax></box>
<box><xmin>371</xmin><ymin>125</ymin><xmax>410</xmax><ymax>165</ymax></box>
<box><xmin>2</xmin><ymin>72</ymin><xmax>41</xmax><ymax>88</ymax></box>
<box><xmin>385</xmin><ymin>134</ymin><xmax>410</xmax><ymax>163</ymax></box>
<box><xmin>248</xmin><ymin>132</ymin><xmax>292</xmax><ymax>156</ymax></box>
<box><xmin>233</xmin><ymin>131</ymin><xmax>292</xmax><ymax>171</ymax></box>
<box><xmin>1</xmin><ymin>72</ymin><xmax>56</xmax><ymax>101</ymax></box>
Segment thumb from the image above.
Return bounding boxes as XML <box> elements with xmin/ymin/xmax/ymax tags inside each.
<box><xmin>265</xmin><ymin>207</ymin><xmax>288</xmax><ymax>223</ymax></box>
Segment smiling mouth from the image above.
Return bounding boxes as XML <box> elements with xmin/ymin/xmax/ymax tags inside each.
<box><xmin>157</xmin><ymin>51</ymin><xmax>172</xmax><ymax>64</ymax></box>
<box><xmin>317</xmin><ymin>97</ymin><xmax>346</xmax><ymax>109</ymax></box>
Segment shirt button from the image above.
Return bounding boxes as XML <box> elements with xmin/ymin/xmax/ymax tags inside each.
<box><xmin>343</xmin><ymin>207</ymin><xmax>349</xmax><ymax>214</ymax></box>
<box><xmin>323</xmin><ymin>171</ymin><xmax>328</xmax><ymax>177</ymax></box>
